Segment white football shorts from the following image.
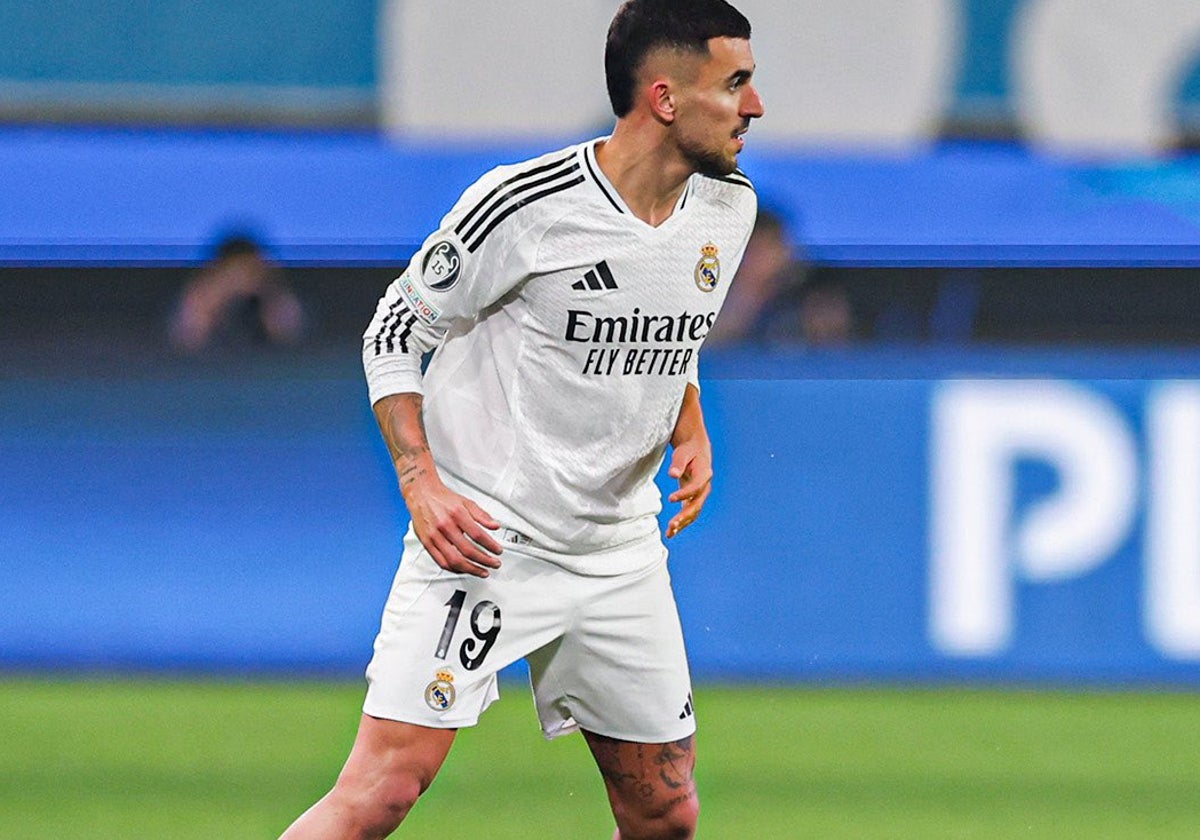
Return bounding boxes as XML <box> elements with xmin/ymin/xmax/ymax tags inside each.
<box><xmin>363</xmin><ymin>525</ymin><xmax>696</xmax><ymax>743</ymax></box>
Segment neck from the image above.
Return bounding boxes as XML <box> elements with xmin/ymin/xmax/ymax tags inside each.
<box><xmin>594</xmin><ymin>120</ymin><xmax>693</xmax><ymax>227</ymax></box>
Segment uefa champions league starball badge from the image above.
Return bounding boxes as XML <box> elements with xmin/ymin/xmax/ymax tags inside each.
<box><xmin>424</xmin><ymin>670</ymin><xmax>457</xmax><ymax>711</ymax></box>
<box><xmin>422</xmin><ymin>240</ymin><xmax>463</xmax><ymax>291</ymax></box>
<box><xmin>694</xmin><ymin>241</ymin><xmax>721</xmax><ymax>292</ymax></box>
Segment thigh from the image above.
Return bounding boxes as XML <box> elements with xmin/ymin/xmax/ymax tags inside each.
<box><xmin>582</xmin><ymin>729</ymin><xmax>697</xmax><ymax>821</ymax></box>
<box><xmin>340</xmin><ymin>714</ymin><xmax>458</xmax><ymax>793</ymax></box>
<box><xmin>531</xmin><ymin>554</ymin><xmax>695</xmax><ymax>743</ymax></box>
<box><xmin>365</xmin><ymin>528</ymin><xmax>568</xmax><ymax>729</ymax></box>
<box><xmin>278</xmin><ymin>715</ymin><xmax>457</xmax><ymax>838</ymax></box>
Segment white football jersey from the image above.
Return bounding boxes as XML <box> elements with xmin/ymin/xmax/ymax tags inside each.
<box><xmin>364</xmin><ymin>138</ymin><xmax>757</xmax><ymax>567</ymax></box>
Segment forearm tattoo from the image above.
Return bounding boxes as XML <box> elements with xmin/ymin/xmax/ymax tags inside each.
<box><xmin>396</xmin><ymin>456</ymin><xmax>429</xmax><ymax>488</ymax></box>
<box><xmin>379</xmin><ymin>397</ymin><xmax>431</xmax><ymax>488</ymax></box>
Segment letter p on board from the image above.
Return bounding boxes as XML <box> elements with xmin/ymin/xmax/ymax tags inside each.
<box><xmin>929</xmin><ymin>381</ymin><xmax>1138</xmax><ymax>656</ymax></box>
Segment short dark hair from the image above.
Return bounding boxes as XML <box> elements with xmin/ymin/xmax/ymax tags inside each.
<box><xmin>605</xmin><ymin>0</ymin><xmax>752</xmax><ymax>117</ymax></box>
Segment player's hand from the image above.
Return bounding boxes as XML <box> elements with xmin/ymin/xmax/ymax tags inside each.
<box><xmin>405</xmin><ymin>475</ymin><xmax>503</xmax><ymax>577</ymax></box>
<box><xmin>665</xmin><ymin>438</ymin><xmax>713</xmax><ymax>539</ymax></box>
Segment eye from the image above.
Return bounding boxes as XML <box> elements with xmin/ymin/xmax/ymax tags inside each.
<box><xmin>728</xmin><ymin>73</ymin><xmax>751</xmax><ymax>92</ymax></box>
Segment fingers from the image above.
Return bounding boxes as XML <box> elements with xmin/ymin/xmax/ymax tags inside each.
<box><xmin>434</xmin><ymin>526</ymin><xmax>502</xmax><ymax>577</ymax></box>
<box><xmin>419</xmin><ymin>500</ymin><xmax>504</xmax><ymax>578</ymax></box>
<box><xmin>464</xmin><ymin>499</ymin><xmax>503</xmax><ymax>554</ymax></box>
<box><xmin>426</xmin><ymin>530</ymin><xmax>500</xmax><ymax>577</ymax></box>
<box><xmin>668</xmin><ymin>458</ymin><xmax>712</xmax><ymax>504</ymax></box>
<box><xmin>427</xmin><ymin>543</ymin><xmax>496</xmax><ymax>577</ymax></box>
<box><xmin>665</xmin><ymin>445</ymin><xmax>713</xmax><ymax>539</ymax></box>
<box><xmin>666</xmin><ymin>479</ymin><xmax>711</xmax><ymax>539</ymax></box>
<box><xmin>667</xmin><ymin>447</ymin><xmax>690</xmax><ymax>481</ymax></box>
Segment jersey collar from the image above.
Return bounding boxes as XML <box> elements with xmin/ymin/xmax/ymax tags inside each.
<box><xmin>581</xmin><ymin>138</ymin><xmax>692</xmax><ymax>225</ymax></box>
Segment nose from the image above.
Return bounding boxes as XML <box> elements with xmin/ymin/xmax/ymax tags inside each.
<box><xmin>742</xmin><ymin>83</ymin><xmax>765</xmax><ymax>119</ymax></box>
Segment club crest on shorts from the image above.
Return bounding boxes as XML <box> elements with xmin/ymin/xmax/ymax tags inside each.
<box><xmin>424</xmin><ymin>670</ymin><xmax>457</xmax><ymax>711</ymax></box>
<box><xmin>694</xmin><ymin>242</ymin><xmax>720</xmax><ymax>292</ymax></box>
<box><xmin>422</xmin><ymin>240</ymin><xmax>463</xmax><ymax>291</ymax></box>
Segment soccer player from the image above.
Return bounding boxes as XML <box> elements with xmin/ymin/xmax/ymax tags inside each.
<box><xmin>279</xmin><ymin>0</ymin><xmax>763</xmax><ymax>837</ymax></box>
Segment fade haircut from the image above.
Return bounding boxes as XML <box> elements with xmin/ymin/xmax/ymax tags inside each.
<box><xmin>605</xmin><ymin>0</ymin><xmax>752</xmax><ymax>117</ymax></box>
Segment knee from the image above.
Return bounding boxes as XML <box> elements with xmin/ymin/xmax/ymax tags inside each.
<box><xmin>659</xmin><ymin>792</ymin><xmax>700</xmax><ymax>839</ymax></box>
<box><xmin>615</xmin><ymin>788</ymin><xmax>700</xmax><ymax>840</ymax></box>
<box><xmin>329</xmin><ymin>764</ymin><xmax>428</xmax><ymax>838</ymax></box>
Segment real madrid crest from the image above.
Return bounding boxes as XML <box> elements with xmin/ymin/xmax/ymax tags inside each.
<box><xmin>694</xmin><ymin>241</ymin><xmax>721</xmax><ymax>292</ymax></box>
<box><xmin>424</xmin><ymin>669</ymin><xmax>457</xmax><ymax>712</ymax></box>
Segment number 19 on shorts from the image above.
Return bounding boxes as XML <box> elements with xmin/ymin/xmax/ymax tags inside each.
<box><xmin>435</xmin><ymin>589</ymin><xmax>502</xmax><ymax>671</ymax></box>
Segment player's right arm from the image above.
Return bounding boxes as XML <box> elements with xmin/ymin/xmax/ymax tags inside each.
<box><xmin>362</xmin><ymin>155</ymin><xmax>566</xmax><ymax>574</ymax></box>
<box><xmin>364</xmin><ymin>270</ymin><xmax>506</xmax><ymax>577</ymax></box>
<box><xmin>371</xmin><ymin>392</ymin><xmax>503</xmax><ymax>577</ymax></box>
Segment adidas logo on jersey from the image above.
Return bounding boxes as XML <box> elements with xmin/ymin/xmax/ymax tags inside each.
<box><xmin>572</xmin><ymin>261</ymin><xmax>618</xmax><ymax>291</ymax></box>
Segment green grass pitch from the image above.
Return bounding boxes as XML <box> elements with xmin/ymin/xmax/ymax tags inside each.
<box><xmin>2</xmin><ymin>677</ymin><xmax>1198</xmax><ymax>839</ymax></box>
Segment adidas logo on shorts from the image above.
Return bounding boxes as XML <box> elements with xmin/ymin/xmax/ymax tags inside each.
<box><xmin>501</xmin><ymin>527</ymin><xmax>532</xmax><ymax>546</ymax></box>
<box><xmin>678</xmin><ymin>692</ymin><xmax>694</xmax><ymax>720</ymax></box>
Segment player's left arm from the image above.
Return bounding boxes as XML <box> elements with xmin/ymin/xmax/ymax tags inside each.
<box><xmin>663</xmin><ymin>186</ymin><xmax>755</xmax><ymax>539</ymax></box>
<box><xmin>666</xmin><ymin>382</ymin><xmax>713</xmax><ymax>539</ymax></box>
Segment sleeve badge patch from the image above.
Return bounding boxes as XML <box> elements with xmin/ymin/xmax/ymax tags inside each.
<box><xmin>399</xmin><ymin>269</ymin><xmax>441</xmax><ymax>324</ymax></box>
<box><xmin>422</xmin><ymin>240</ymin><xmax>463</xmax><ymax>291</ymax></box>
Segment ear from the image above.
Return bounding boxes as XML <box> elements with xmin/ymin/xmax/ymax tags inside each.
<box><xmin>648</xmin><ymin>78</ymin><xmax>677</xmax><ymax>125</ymax></box>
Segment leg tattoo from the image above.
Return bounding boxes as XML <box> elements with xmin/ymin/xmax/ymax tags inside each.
<box><xmin>587</xmin><ymin>733</ymin><xmax>697</xmax><ymax>813</ymax></box>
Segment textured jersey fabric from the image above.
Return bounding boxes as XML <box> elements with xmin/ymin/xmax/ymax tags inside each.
<box><xmin>364</xmin><ymin>138</ymin><xmax>757</xmax><ymax>566</ymax></box>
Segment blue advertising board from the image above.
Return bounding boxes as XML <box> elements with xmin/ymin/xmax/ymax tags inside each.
<box><xmin>5</xmin><ymin>349</ymin><xmax>1200</xmax><ymax>684</ymax></box>
<box><xmin>3</xmin><ymin>128</ymin><xmax>1200</xmax><ymax>267</ymax></box>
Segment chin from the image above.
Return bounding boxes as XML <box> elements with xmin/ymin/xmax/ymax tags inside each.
<box><xmin>691</xmin><ymin>153</ymin><xmax>738</xmax><ymax>178</ymax></box>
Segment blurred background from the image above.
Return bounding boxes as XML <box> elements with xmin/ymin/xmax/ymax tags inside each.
<box><xmin>4</xmin><ymin>1</ymin><xmax>1200</xmax><ymax>837</ymax></box>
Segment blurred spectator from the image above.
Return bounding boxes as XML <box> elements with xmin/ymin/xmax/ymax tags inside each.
<box><xmin>169</xmin><ymin>234</ymin><xmax>305</xmax><ymax>353</ymax></box>
<box><xmin>707</xmin><ymin>208</ymin><xmax>855</xmax><ymax>347</ymax></box>
<box><xmin>790</xmin><ymin>273</ymin><xmax>856</xmax><ymax>346</ymax></box>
